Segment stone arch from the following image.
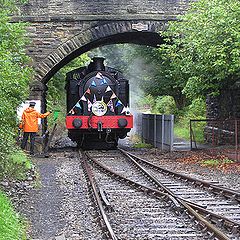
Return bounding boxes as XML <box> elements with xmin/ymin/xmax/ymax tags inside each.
<box><xmin>35</xmin><ymin>20</ymin><xmax>166</xmax><ymax>85</ymax></box>
<box><xmin>31</xmin><ymin>20</ymin><xmax>166</xmax><ymax>117</ymax></box>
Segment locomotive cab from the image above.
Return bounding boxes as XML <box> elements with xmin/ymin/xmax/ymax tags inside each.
<box><xmin>65</xmin><ymin>57</ymin><xmax>133</xmax><ymax>149</ymax></box>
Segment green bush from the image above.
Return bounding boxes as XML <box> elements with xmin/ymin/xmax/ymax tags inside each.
<box><xmin>175</xmin><ymin>98</ymin><xmax>206</xmax><ymax>142</ymax></box>
<box><xmin>185</xmin><ymin>98</ymin><xmax>206</xmax><ymax>120</ymax></box>
<box><xmin>134</xmin><ymin>94</ymin><xmax>178</xmax><ymax>115</ymax></box>
<box><xmin>154</xmin><ymin>95</ymin><xmax>178</xmax><ymax>115</ymax></box>
<box><xmin>130</xmin><ymin>134</ymin><xmax>152</xmax><ymax>148</ymax></box>
<box><xmin>133</xmin><ymin>142</ymin><xmax>152</xmax><ymax>148</ymax></box>
<box><xmin>0</xmin><ymin>1</ymin><xmax>33</xmax><ymax>179</ymax></box>
<box><xmin>0</xmin><ymin>150</ymin><xmax>32</xmax><ymax>180</ymax></box>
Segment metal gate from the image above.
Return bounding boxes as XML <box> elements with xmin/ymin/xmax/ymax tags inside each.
<box><xmin>138</xmin><ymin>113</ymin><xmax>174</xmax><ymax>151</ymax></box>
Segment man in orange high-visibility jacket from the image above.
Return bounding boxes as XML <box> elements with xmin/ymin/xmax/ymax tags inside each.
<box><xmin>19</xmin><ymin>101</ymin><xmax>51</xmax><ymax>155</ymax></box>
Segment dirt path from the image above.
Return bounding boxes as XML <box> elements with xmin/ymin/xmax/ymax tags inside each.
<box><xmin>19</xmin><ymin>154</ymin><xmax>66</xmax><ymax>239</ymax></box>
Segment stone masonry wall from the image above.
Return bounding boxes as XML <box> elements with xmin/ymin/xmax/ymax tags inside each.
<box><xmin>206</xmin><ymin>88</ymin><xmax>240</xmax><ymax>120</ymax></box>
<box><xmin>18</xmin><ymin>0</ymin><xmax>192</xmax><ymax>19</ymax></box>
<box><xmin>26</xmin><ymin>21</ymin><xmax>89</xmax><ymax>64</ymax></box>
<box><xmin>205</xmin><ymin>85</ymin><xmax>240</xmax><ymax>145</ymax></box>
<box><xmin>12</xmin><ymin>0</ymin><xmax>193</xmax><ymax>83</ymax></box>
<box><xmin>15</xmin><ymin>0</ymin><xmax>192</xmax><ymax>69</ymax></box>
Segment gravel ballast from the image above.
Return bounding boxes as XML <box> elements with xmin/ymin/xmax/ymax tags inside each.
<box><xmin>3</xmin><ymin>137</ymin><xmax>240</xmax><ymax>239</ymax></box>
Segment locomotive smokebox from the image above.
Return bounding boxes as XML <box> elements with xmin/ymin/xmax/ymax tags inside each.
<box><xmin>89</xmin><ymin>57</ymin><xmax>105</xmax><ymax>72</ymax></box>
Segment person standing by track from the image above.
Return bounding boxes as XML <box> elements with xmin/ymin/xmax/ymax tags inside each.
<box><xmin>19</xmin><ymin>101</ymin><xmax>51</xmax><ymax>155</ymax></box>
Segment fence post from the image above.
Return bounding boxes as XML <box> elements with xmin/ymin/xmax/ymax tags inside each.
<box><xmin>148</xmin><ymin>114</ymin><xmax>150</xmax><ymax>143</ymax></box>
<box><xmin>190</xmin><ymin>120</ymin><xmax>192</xmax><ymax>150</ymax></box>
<box><xmin>212</xmin><ymin>122</ymin><xmax>215</xmax><ymax>147</ymax></box>
<box><xmin>161</xmin><ymin>115</ymin><xmax>165</xmax><ymax>150</ymax></box>
<box><xmin>170</xmin><ymin>115</ymin><xmax>174</xmax><ymax>151</ymax></box>
<box><xmin>235</xmin><ymin>119</ymin><xmax>238</xmax><ymax>152</ymax></box>
<box><xmin>140</xmin><ymin>114</ymin><xmax>143</xmax><ymax>143</ymax></box>
<box><xmin>154</xmin><ymin>114</ymin><xmax>157</xmax><ymax>148</ymax></box>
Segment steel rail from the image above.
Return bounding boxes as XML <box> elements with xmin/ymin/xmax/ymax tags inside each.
<box><xmin>86</xmin><ymin>150</ymin><xmax>233</xmax><ymax>239</ymax></box>
<box><xmin>185</xmin><ymin>200</ymin><xmax>240</xmax><ymax>230</ymax></box>
<box><xmin>80</xmin><ymin>151</ymin><xmax>118</xmax><ymax>240</ymax></box>
<box><xmin>118</xmin><ymin>148</ymin><xmax>204</xmax><ymax>208</ymax></box>
<box><xmin>118</xmin><ymin>149</ymin><xmax>231</xmax><ymax>240</ymax></box>
<box><xmin>121</xmin><ymin>149</ymin><xmax>240</xmax><ymax>234</ymax></box>
<box><xmin>122</xmin><ymin>149</ymin><xmax>240</xmax><ymax>201</ymax></box>
<box><xmin>84</xmin><ymin>151</ymin><xmax>182</xmax><ymax>209</ymax></box>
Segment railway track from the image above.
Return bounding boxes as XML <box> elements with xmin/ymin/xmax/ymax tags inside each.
<box><xmin>79</xmin><ymin>148</ymin><xmax>240</xmax><ymax>239</ymax></box>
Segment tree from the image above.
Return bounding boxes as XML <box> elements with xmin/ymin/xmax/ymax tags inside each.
<box><xmin>131</xmin><ymin>45</ymin><xmax>189</xmax><ymax>110</ymax></box>
<box><xmin>160</xmin><ymin>0</ymin><xmax>240</xmax><ymax>99</ymax></box>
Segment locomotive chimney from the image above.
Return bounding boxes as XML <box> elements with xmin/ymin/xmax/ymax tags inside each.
<box><xmin>89</xmin><ymin>57</ymin><xmax>105</xmax><ymax>71</ymax></box>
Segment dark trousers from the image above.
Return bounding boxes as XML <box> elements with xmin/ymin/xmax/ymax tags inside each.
<box><xmin>21</xmin><ymin>132</ymin><xmax>36</xmax><ymax>154</ymax></box>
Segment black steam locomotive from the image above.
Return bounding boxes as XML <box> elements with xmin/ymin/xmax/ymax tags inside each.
<box><xmin>65</xmin><ymin>57</ymin><xmax>133</xmax><ymax>149</ymax></box>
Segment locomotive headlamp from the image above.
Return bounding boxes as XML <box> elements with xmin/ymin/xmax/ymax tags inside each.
<box><xmin>92</xmin><ymin>101</ymin><xmax>107</xmax><ymax>116</ymax></box>
<box><xmin>118</xmin><ymin>118</ymin><xmax>128</xmax><ymax>128</ymax></box>
<box><xmin>72</xmin><ymin>118</ymin><xmax>82</xmax><ymax>128</ymax></box>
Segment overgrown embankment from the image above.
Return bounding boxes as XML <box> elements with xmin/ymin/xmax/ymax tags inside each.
<box><xmin>0</xmin><ymin>1</ymin><xmax>34</xmax><ymax>239</ymax></box>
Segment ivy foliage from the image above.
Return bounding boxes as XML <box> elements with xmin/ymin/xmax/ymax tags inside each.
<box><xmin>0</xmin><ymin>0</ymin><xmax>32</xmax><ymax>178</ymax></box>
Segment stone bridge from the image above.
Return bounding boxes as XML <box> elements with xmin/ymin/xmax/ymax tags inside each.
<box><xmin>13</xmin><ymin>0</ymin><xmax>192</xmax><ymax>106</ymax></box>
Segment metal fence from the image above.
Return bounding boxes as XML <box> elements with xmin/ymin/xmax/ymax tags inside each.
<box><xmin>134</xmin><ymin>113</ymin><xmax>174</xmax><ymax>151</ymax></box>
<box><xmin>190</xmin><ymin>119</ymin><xmax>240</xmax><ymax>150</ymax></box>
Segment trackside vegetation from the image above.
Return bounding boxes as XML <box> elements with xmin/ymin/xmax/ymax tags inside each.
<box><xmin>0</xmin><ymin>0</ymin><xmax>239</xmax><ymax>238</ymax></box>
<box><xmin>159</xmin><ymin>0</ymin><xmax>240</xmax><ymax>100</ymax></box>
<box><xmin>165</xmin><ymin>0</ymin><xmax>239</xmax><ymax>139</ymax></box>
<box><xmin>0</xmin><ymin>0</ymin><xmax>32</xmax><ymax>180</ymax></box>
<box><xmin>127</xmin><ymin>0</ymin><xmax>240</xmax><ymax>140</ymax></box>
<box><xmin>0</xmin><ymin>0</ymin><xmax>32</xmax><ymax>239</ymax></box>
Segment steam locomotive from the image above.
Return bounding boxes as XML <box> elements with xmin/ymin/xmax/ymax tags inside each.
<box><xmin>65</xmin><ymin>57</ymin><xmax>133</xmax><ymax>149</ymax></box>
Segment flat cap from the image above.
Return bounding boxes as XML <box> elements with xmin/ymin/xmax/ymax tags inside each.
<box><xmin>29</xmin><ymin>101</ymin><xmax>36</xmax><ymax>106</ymax></box>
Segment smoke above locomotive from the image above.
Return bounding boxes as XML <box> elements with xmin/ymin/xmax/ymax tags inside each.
<box><xmin>65</xmin><ymin>57</ymin><xmax>133</xmax><ymax>149</ymax></box>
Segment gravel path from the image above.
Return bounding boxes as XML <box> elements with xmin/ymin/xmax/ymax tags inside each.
<box><xmin>16</xmin><ymin>149</ymin><xmax>105</xmax><ymax>240</ymax></box>
<box><xmin>18</xmin><ymin>153</ymin><xmax>66</xmax><ymax>240</ymax></box>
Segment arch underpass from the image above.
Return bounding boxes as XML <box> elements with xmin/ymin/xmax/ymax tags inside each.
<box><xmin>37</xmin><ymin>22</ymin><xmax>165</xmax><ymax>84</ymax></box>
<box><xmin>12</xmin><ymin>0</ymin><xmax>192</xmax><ymax>108</ymax></box>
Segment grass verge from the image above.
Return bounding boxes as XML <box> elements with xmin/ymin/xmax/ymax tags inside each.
<box><xmin>0</xmin><ymin>191</ymin><xmax>26</xmax><ymax>240</ymax></box>
<box><xmin>201</xmin><ymin>158</ymin><xmax>234</xmax><ymax>167</ymax></box>
<box><xmin>0</xmin><ymin>150</ymin><xmax>33</xmax><ymax>239</ymax></box>
<box><xmin>0</xmin><ymin>150</ymin><xmax>32</xmax><ymax>181</ymax></box>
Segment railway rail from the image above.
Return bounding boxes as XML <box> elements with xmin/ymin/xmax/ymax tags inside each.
<box><xmin>79</xmin><ymin>148</ymin><xmax>240</xmax><ymax>239</ymax></box>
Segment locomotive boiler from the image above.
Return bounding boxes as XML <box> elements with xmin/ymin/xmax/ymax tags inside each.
<box><xmin>65</xmin><ymin>57</ymin><xmax>133</xmax><ymax>149</ymax></box>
